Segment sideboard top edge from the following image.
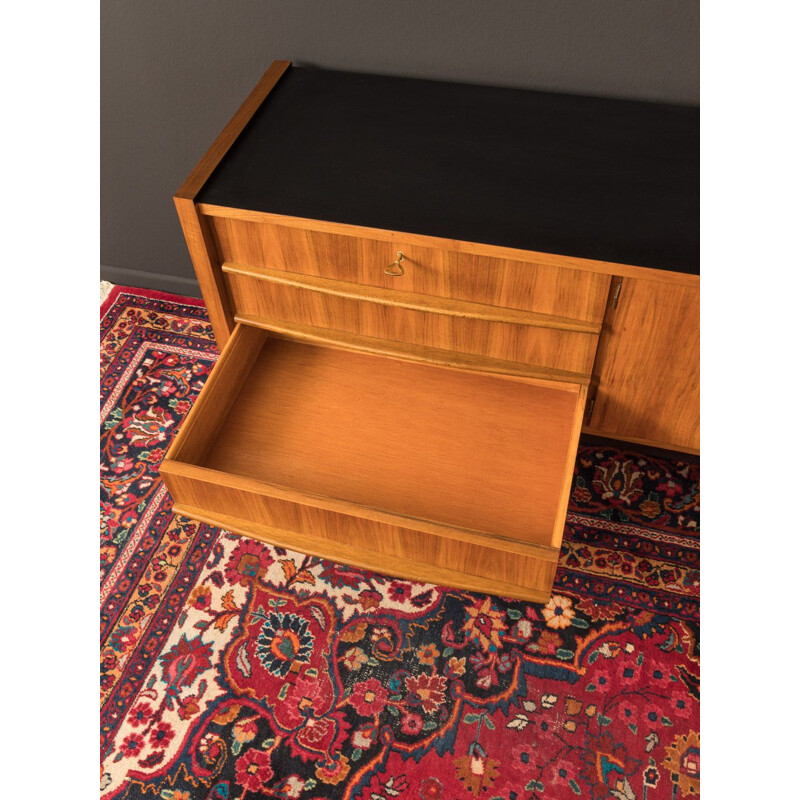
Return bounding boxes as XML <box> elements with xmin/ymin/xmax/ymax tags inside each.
<box><xmin>198</xmin><ymin>203</ymin><xmax>699</xmax><ymax>285</ymax></box>
<box><xmin>175</xmin><ymin>60</ymin><xmax>292</xmax><ymax>202</ymax></box>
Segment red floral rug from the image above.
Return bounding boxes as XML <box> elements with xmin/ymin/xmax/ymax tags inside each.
<box><xmin>100</xmin><ymin>286</ymin><xmax>700</xmax><ymax>800</ymax></box>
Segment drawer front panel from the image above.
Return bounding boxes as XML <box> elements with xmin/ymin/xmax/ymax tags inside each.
<box><xmin>224</xmin><ymin>269</ymin><xmax>598</xmax><ymax>374</ymax></box>
<box><xmin>448</xmin><ymin>251</ymin><xmax>610</xmax><ymax>323</ymax></box>
<box><xmin>209</xmin><ymin>215</ymin><xmax>610</xmax><ymax>321</ymax></box>
<box><xmin>164</xmin><ymin>475</ymin><xmax>559</xmax><ymax>603</ymax></box>
<box><xmin>211</xmin><ymin>216</ymin><xmax>448</xmax><ymax>296</ymax></box>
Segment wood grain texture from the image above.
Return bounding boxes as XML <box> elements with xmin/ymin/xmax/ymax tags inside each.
<box><xmin>200</xmin><ymin>203</ymin><xmax>698</xmax><ymax>287</ymax></box>
<box><xmin>586</xmin><ymin>276</ymin><xmax>700</xmax><ymax>451</ymax></box>
<box><xmin>235</xmin><ymin>314</ymin><xmax>590</xmax><ymax>388</ymax></box>
<box><xmin>447</xmin><ymin>251</ymin><xmax>609</xmax><ymax>324</ymax></box>
<box><xmin>164</xmin><ymin>323</ymin><xmax>267</xmax><ymax>464</ymax></box>
<box><xmin>550</xmin><ymin>382</ymin><xmax>589</xmax><ymax>548</ymax></box>
<box><xmin>164</xmin><ymin>476</ymin><xmax>560</xmax><ymax>593</ymax></box>
<box><xmin>167</xmin><ymin>63</ymin><xmax>698</xmax><ymax>604</ymax></box>
<box><xmin>162</xmin><ymin>457</ymin><xmax>560</xmax><ymax>598</ymax></box>
<box><xmin>161</xmin><ymin>460</ymin><xmax>560</xmax><ymax>561</ymax></box>
<box><xmin>221</xmin><ymin>262</ymin><xmax>600</xmax><ymax>332</ymax></box>
<box><xmin>171</xmin><ymin>502</ymin><xmax>556</xmax><ymax>603</ymax></box>
<box><xmin>207</xmin><ymin>215</ymin><xmax>613</xmax><ymax>317</ymax></box>
<box><xmin>194</xmin><ymin>337</ymin><xmax>582</xmax><ymax>546</ymax></box>
<box><xmin>223</xmin><ymin>269</ymin><xmax>599</xmax><ymax>374</ymax></box>
<box><xmin>174</xmin><ymin>198</ymin><xmax>237</xmax><ymax>347</ymax></box>
<box><xmin>175</xmin><ymin>61</ymin><xmax>291</xmax><ymax>200</ymax></box>
<box><xmin>172</xmin><ymin>60</ymin><xmax>290</xmax><ymax>347</ymax></box>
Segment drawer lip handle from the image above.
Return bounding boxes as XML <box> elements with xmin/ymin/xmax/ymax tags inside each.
<box><xmin>222</xmin><ymin>261</ymin><xmax>603</xmax><ymax>334</ymax></box>
<box><xmin>384</xmin><ymin>251</ymin><xmax>405</xmax><ymax>276</ymax></box>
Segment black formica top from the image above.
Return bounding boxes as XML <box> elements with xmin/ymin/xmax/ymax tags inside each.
<box><xmin>198</xmin><ymin>66</ymin><xmax>699</xmax><ymax>274</ymax></box>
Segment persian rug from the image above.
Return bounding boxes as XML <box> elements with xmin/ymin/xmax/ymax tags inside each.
<box><xmin>101</xmin><ymin>286</ymin><xmax>700</xmax><ymax>800</ymax></box>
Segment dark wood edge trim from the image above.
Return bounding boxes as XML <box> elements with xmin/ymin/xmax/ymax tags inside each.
<box><xmin>175</xmin><ymin>60</ymin><xmax>292</xmax><ymax>201</ymax></box>
<box><xmin>161</xmin><ymin>459</ymin><xmax>560</xmax><ymax>561</ymax></box>
<box><xmin>222</xmin><ymin>261</ymin><xmax>602</xmax><ymax>334</ymax></box>
<box><xmin>171</xmin><ymin>503</ymin><xmax>554</xmax><ymax>603</ymax></box>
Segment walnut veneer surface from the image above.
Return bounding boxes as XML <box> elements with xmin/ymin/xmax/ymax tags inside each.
<box><xmin>164</xmin><ymin>61</ymin><xmax>699</xmax><ymax>602</ymax></box>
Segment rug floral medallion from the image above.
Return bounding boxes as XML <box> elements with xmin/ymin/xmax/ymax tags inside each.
<box><xmin>101</xmin><ymin>288</ymin><xmax>700</xmax><ymax>800</ymax></box>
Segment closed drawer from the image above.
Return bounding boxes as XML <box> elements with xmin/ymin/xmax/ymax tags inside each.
<box><xmin>223</xmin><ymin>264</ymin><xmax>599</xmax><ymax>376</ymax></box>
<box><xmin>208</xmin><ymin>214</ymin><xmax>611</xmax><ymax>323</ymax></box>
<box><xmin>160</xmin><ymin>323</ymin><xmax>586</xmax><ymax>602</ymax></box>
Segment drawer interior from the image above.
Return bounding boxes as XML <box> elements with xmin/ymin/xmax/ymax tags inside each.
<box><xmin>166</xmin><ymin>324</ymin><xmax>585</xmax><ymax>548</ymax></box>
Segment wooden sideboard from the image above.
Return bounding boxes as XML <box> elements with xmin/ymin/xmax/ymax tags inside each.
<box><xmin>161</xmin><ymin>61</ymin><xmax>699</xmax><ymax>602</ymax></box>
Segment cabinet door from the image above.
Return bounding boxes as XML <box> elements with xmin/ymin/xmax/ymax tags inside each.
<box><xmin>585</xmin><ymin>276</ymin><xmax>699</xmax><ymax>452</ymax></box>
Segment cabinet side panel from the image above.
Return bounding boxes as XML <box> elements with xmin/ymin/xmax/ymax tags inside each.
<box><xmin>174</xmin><ymin>199</ymin><xmax>235</xmax><ymax>347</ymax></box>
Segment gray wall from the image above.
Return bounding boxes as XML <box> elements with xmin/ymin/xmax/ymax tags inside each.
<box><xmin>101</xmin><ymin>1</ymin><xmax>699</xmax><ymax>296</ymax></box>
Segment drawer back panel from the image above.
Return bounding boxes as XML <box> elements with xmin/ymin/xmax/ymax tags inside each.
<box><xmin>209</xmin><ymin>215</ymin><xmax>610</xmax><ymax>321</ymax></box>
<box><xmin>224</xmin><ymin>269</ymin><xmax>598</xmax><ymax>374</ymax></box>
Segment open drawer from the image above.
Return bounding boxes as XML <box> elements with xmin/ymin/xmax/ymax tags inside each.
<box><xmin>160</xmin><ymin>323</ymin><xmax>586</xmax><ymax>602</ymax></box>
